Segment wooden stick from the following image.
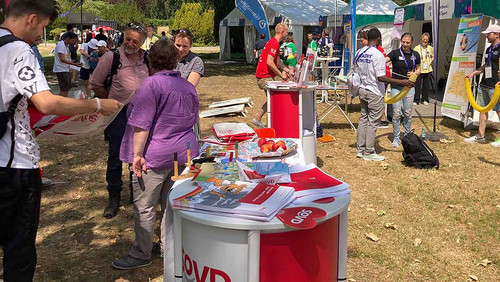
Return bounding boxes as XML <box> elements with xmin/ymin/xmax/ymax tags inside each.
<box><xmin>205</xmin><ymin>146</ymin><xmax>210</xmax><ymax>157</ymax></box>
<box><xmin>173</xmin><ymin>152</ymin><xmax>178</xmax><ymax>178</ymax></box>
<box><xmin>186</xmin><ymin>142</ymin><xmax>191</xmax><ymax>166</ymax></box>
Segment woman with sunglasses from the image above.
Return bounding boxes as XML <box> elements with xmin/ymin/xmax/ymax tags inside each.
<box><xmin>174</xmin><ymin>29</ymin><xmax>204</xmax><ymax>87</ymax></box>
<box><xmin>386</xmin><ymin>32</ymin><xmax>421</xmax><ymax>148</ymax></box>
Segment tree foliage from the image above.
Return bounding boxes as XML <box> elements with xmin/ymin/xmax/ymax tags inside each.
<box><xmin>173</xmin><ymin>3</ymin><xmax>214</xmax><ymax>44</ymax></box>
<box><xmin>101</xmin><ymin>1</ymin><xmax>145</xmax><ymax>26</ymax></box>
<box><xmin>49</xmin><ymin>0</ymin><xmax>237</xmax><ymax>43</ymax></box>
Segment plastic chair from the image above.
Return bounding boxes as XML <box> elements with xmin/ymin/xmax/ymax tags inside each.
<box><xmin>254</xmin><ymin>128</ymin><xmax>276</xmax><ymax>138</ymax></box>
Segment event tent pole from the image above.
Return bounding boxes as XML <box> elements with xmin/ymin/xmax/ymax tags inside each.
<box><xmin>80</xmin><ymin>0</ymin><xmax>83</xmax><ymax>35</ymax></box>
<box><xmin>427</xmin><ymin>0</ymin><xmax>448</xmax><ymax>141</ymax></box>
<box><xmin>334</xmin><ymin>0</ymin><xmax>337</xmax><ymax>39</ymax></box>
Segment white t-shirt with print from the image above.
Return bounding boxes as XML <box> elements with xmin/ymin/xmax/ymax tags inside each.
<box><xmin>79</xmin><ymin>42</ymin><xmax>90</xmax><ymax>69</ymax></box>
<box><xmin>0</xmin><ymin>29</ymin><xmax>50</xmax><ymax>169</ymax></box>
<box><xmin>53</xmin><ymin>40</ymin><xmax>70</xmax><ymax>73</ymax></box>
<box><xmin>354</xmin><ymin>46</ymin><xmax>386</xmax><ymax>96</ymax></box>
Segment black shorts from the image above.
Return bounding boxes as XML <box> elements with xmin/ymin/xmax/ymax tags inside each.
<box><xmin>55</xmin><ymin>72</ymin><xmax>71</xmax><ymax>92</ymax></box>
<box><xmin>80</xmin><ymin>68</ymin><xmax>93</xmax><ymax>80</ymax></box>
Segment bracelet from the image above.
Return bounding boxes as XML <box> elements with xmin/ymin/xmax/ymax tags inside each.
<box><xmin>94</xmin><ymin>97</ymin><xmax>101</xmax><ymax>113</ymax></box>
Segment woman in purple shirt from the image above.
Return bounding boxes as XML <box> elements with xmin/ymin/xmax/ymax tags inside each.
<box><xmin>113</xmin><ymin>38</ymin><xmax>199</xmax><ymax>270</ymax></box>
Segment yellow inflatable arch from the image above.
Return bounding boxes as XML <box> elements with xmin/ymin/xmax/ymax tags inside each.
<box><xmin>464</xmin><ymin>77</ymin><xmax>500</xmax><ymax>113</ymax></box>
<box><xmin>384</xmin><ymin>73</ymin><xmax>419</xmax><ymax>104</ymax></box>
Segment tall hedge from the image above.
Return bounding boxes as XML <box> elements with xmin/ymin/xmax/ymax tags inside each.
<box><xmin>173</xmin><ymin>3</ymin><xmax>214</xmax><ymax>44</ymax></box>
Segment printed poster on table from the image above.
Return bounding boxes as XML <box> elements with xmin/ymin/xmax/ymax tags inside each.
<box><xmin>441</xmin><ymin>14</ymin><xmax>482</xmax><ymax>121</ymax></box>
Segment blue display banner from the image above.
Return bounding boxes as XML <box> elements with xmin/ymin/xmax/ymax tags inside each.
<box><xmin>350</xmin><ymin>0</ymin><xmax>356</xmax><ymax>59</ymax></box>
<box><xmin>236</xmin><ymin>0</ymin><xmax>270</xmax><ymax>40</ymax></box>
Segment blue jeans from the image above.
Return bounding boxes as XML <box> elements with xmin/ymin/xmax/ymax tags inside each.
<box><xmin>391</xmin><ymin>86</ymin><xmax>415</xmax><ymax>140</ymax></box>
<box><xmin>104</xmin><ymin>106</ymin><xmax>127</xmax><ymax>194</ymax></box>
<box><xmin>478</xmin><ymin>85</ymin><xmax>500</xmax><ymax>112</ymax></box>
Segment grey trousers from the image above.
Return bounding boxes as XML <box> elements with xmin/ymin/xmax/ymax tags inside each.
<box><xmin>357</xmin><ymin>87</ymin><xmax>384</xmax><ymax>155</ymax></box>
<box><xmin>128</xmin><ymin>167</ymin><xmax>183</xmax><ymax>260</ymax></box>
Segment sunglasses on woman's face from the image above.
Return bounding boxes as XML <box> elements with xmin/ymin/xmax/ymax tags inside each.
<box><xmin>127</xmin><ymin>23</ymin><xmax>144</xmax><ymax>32</ymax></box>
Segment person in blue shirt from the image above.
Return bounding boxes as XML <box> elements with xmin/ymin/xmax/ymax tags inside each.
<box><xmin>253</xmin><ymin>33</ymin><xmax>267</xmax><ymax>63</ymax></box>
<box><xmin>30</xmin><ymin>37</ymin><xmax>44</xmax><ymax>72</ymax></box>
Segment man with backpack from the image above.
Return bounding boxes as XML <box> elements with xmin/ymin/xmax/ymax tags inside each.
<box><xmin>90</xmin><ymin>22</ymin><xmax>149</xmax><ymax>218</ymax></box>
<box><xmin>354</xmin><ymin>28</ymin><xmax>414</xmax><ymax>161</ymax></box>
<box><xmin>1</xmin><ymin>1</ymin><xmax>121</xmax><ymax>280</ymax></box>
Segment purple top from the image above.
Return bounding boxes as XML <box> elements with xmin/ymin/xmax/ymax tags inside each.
<box><xmin>120</xmin><ymin>70</ymin><xmax>199</xmax><ymax>169</ymax></box>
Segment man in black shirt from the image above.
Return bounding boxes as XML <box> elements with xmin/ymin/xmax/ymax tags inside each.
<box><xmin>465</xmin><ymin>24</ymin><xmax>500</xmax><ymax>146</ymax></box>
<box><xmin>95</xmin><ymin>28</ymin><xmax>107</xmax><ymax>41</ymax></box>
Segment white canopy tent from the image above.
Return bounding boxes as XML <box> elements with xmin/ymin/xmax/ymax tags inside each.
<box><xmin>219</xmin><ymin>0</ymin><xmax>347</xmax><ymax>63</ymax></box>
<box><xmin>327</xmin><ymin>0</ymin><xmax>399</xmax><ymax>52</ymax></box>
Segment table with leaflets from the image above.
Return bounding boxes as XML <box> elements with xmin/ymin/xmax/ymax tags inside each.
<box><xmin>164</xmin><ymin>133</ymin><xmax>350</xmax><ymax>282</ymax></box>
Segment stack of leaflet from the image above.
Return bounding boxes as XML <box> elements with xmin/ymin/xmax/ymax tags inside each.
<box><xmin>173</xmin><ymin>181</ymin><xmax>295</xmax><ymax>221</ymax></box>
<box><xmin>209</xmin><ymin>123</ymin><xmax>256</xmax><ymax>144</ymax></box>
<box><xmin>287</xmin><ymin>164</ymin><xmax>351</xmax><ymax>205</ymax></box>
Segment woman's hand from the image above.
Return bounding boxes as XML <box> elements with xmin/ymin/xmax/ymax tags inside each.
<box><xmin>132</xmin><ymin>155</ymin><xmax>146</xmax><ymax>178</ymax></box>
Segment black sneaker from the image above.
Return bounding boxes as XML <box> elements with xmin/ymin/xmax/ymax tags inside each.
<box><xmin>103</xmin><ymin>192</ymin><xmax>120</xmax><ymax>219</ymax></box>
<box><xmin>378</xmin><ymin>121</ymin><xmax>389</xmax><ymax>128</ymax></box>
<box><xmin>112</xmin><ymin>255</ymin><xmax>152</xmax><ymax>270</ymax></box>
<box><xmin>152</xmin><ymin>242</ymin><xmax>163</xmax><ymax>257</ymax></box>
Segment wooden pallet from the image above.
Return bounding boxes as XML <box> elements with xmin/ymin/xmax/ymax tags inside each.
<box><xmin>200</xmin><ymin>104</ymin><xmax>247</xmax><ymax>118</ymax></box>
<box><xmin>208</xmin><ymin>97</ymin><xmax>253</xmax><ymax>108</ymax></box>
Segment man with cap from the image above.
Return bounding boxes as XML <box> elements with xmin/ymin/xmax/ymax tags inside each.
<box><xmin>97</xmin><ymin>40</ymin><xmax>108</xmax><ymax>54</ymax></box>
<box><xmin>465</xmin><ymin>24</ymin><xmax>500</xmax><ymax>147</ymax></box>
<box><xmin>79</xmin><ymin>38</ymin><xmax>98</xmax><ymax>97</ymax></box>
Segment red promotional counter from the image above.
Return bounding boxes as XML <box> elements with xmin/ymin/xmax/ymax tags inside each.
<box><xmin>165</xmin><ymin>177</ymin><xmax>349</xmax><ymax>282</ymax></box>
<box><xmin>266</xmin><ymin>82</ymin><xmax>317</xmax><ymax>165</ymax></box>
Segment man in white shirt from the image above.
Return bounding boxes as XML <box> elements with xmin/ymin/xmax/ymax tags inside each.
<box><xmin>53</xmin><ymin>32</ymin><xmax>81</xmax><ymax>97</ymax></box>
<box><xmin>355</xmin><ymin>28</ymin><xmax>414</xmax><ymax>161</ymax></box>
<box><xmin>0</xmin><ymin>1</ymin><xmax>121</xmax><ymax>280</ymax></box>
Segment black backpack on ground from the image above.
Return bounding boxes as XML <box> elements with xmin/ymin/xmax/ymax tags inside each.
<box><xmin>401</xmin><ymin>131</ymin><xmax>439</xmax><ymax>169</ymax></box>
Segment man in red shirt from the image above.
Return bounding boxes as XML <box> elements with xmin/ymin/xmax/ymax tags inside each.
<box><xmin>252</xmin><ymin>23</ymin><xmax>290</xmax><ymax>128</ymax></box>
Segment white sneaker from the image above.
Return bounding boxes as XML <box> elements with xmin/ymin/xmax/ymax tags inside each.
<box><xmin>423</xmin><ymin>101</ymin><xmax>429</xmax><ymax>105</ymax></box>
<box><xmin>251</xmin><ymin>119</ymin><xmax>264</xmax><ymax>128</ymax></box>
<box><xmin>362</xmin><ymin>154</ymin><xmax>385</xmax><ymax>162</ymax></box>
<box><xmin>464</xmin><ymin>134</ymin><xmax>487</xmax><ymax>144</ymax></box>
<box><xmin>490</xmin><ymin>137</ymin><xmax>500</xmax><ymax>147</ymax></box>
<box><xmin>356</xmin><ymin>152</ymin><xmax>363</xmax><ymax>158</ymax></box>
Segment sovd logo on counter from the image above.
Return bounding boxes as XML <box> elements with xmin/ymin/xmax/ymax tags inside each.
<box><xmin>276</xmin><ymin>207</ymin><xmax>327</xmax><ymax>229</ymax></box>
<box><xmin>183</xmin><ymin>248</ymin><xmax>231</xmax><ymax>282</ymax></box>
